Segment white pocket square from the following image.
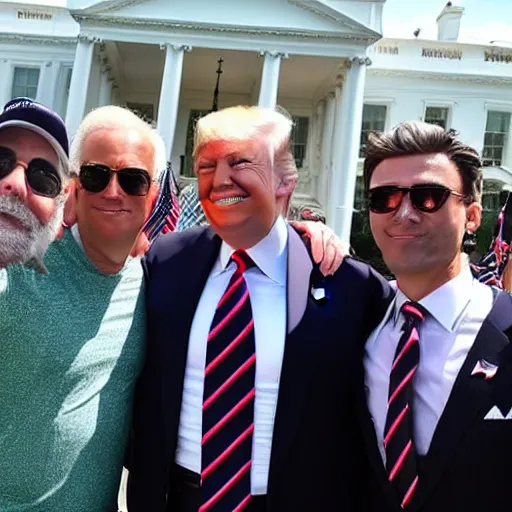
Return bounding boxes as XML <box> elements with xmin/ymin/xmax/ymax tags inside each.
<box><xmin>484</xmin><ymin>405</ymin><xmax>512</xmax><ymax>420</ymax></box>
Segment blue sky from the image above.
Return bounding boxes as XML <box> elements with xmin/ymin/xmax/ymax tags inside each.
<box><xmin>382</xmin><ymin>0</ymin><xmax>512</xmax><ymax>44</ymax></box>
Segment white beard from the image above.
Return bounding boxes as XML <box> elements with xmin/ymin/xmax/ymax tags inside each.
<box><xmin>0</xmin><ymin>195</ymin><xmax>64</xmax><ymax>270</ymax></box>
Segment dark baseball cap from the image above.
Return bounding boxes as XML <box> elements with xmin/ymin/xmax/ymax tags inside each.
<box><xmin>0</xmin><ymin>97</ymin><xmax>70</xmax><ymax>175</ymax></box>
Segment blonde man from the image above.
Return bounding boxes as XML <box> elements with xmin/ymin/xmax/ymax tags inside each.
<box><xmin>128</xmin><ymin>106</ymin><xmax>391</xmax><ymax>512</ymax></box>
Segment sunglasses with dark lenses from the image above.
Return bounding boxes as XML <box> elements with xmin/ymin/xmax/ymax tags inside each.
<box><xmin>79</xmin><ymin>164</ymin><xmax>152</xmax><ymax>196</ymax></box>
<box><xmin>368</xmin><ymin>184</ymin><xmax>466</xmax><ymax>214</ymax></box>
<box><xmin>0</xmin><ymin>146</ymin><xmax>62</xmax><ymax>198</ymax></box>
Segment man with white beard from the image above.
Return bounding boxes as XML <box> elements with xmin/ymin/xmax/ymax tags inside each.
<box><xmin>0</xmin><ymin>98</ymin><xmax>70</xmax><ymax>271</ymax></box>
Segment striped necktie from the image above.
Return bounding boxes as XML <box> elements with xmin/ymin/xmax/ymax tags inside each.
<box><xmin>384</xmin><ymin>301</ymin><xmax>426</xmax><ymax>509</ymax></box>
<box><xmin>200</xmin><ymin>250</ymin><xmax>256</xmax><ymax>512</ymax></box>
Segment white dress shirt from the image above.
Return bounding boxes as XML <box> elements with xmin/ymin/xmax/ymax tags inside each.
<box><xmin>175</xmin><ymin>216</ymin><xmax>288</xmax><ymax>495</ymax></box>
<box><xmin>364</xmin><ymin>261</ymin><xmax>493</xmax><ymax>461</ymax></box>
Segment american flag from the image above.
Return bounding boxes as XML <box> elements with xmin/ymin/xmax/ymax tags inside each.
<box><xmin>472</xmin><ymin>193</ymin><xmax>512</xmax><ymax>288</ymax></box>
<box><xmin>142</xmin><ymin>161</ymin><xmax>180</xmax><ymax>241</ymax></box>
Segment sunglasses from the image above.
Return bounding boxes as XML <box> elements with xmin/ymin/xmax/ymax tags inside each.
<box><xmin>0</xmin><ymin>146</ymin><xmax>62</xmax><ymax>198</ymax></box>
<box><xmin>368</xmin><ymin>184</ymin><xmax>466</xmax><ymax>214</ymax></box>
<box><xmin>79</xmin><ymin>163</ymin><xmax>152</xmax><ymax>196</ymax></box>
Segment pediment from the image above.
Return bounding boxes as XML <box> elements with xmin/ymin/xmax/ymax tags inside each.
<box><xmin>75</xmin><ymin>0</ymin><xmax>380</xmax><ymax>40</ymax></box>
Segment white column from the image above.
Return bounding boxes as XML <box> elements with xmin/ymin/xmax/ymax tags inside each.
<box><xmin>157</xmin><ymin>43</ymin><xmax>191</xmax><ymax>161</ymax></box>
<box><xmin>329</xmin><ymin>57</ymin><xmax>370</xmax><ymax>244</ymax></box>
<box><xmin>0</xmin><ymin>59</ymin><xmax>14</xmax><ymax>107</ymax></box>
<box><xmin>111</xmin><ymin>84</ymin><xmax>120</xmax><ymax>106</ymax></box>
<box><xmin>48</xmin><ymin>61</ymin><xmax>62</xmax><ymax>109</ymax></box>
<box><xmin>328</xmin><ymin>84</ymin><xmax>343</xmax><ymax>224</ymax></box>
<box><xmin>65</xmin><ymin>35</ymin><xmax>95</xmax><ymax>138</ymax></box>
<box><xmin>318</xmin><ymin>92</ymin><xmax>336</xmax><ymax>212</ymax></box>
<box><xmin>85</xmin><ymin>53</ymin><xmax>101</xmax><ymax>114</ymax></box>
<box><xmin>308</xmin><ymin>101</ymin><xmax>324</xmax><ymax>200</ymax></box>
<box><xmin>258</xmin><ymin>51</ymin><xmax>286</xmax><ymax>109</ymax></box>
<box><xmin>36</xmin><ymin>61</ymin><xmax>61</xmax><ymax>109</ymax></box>
<box><xmin>98</xmin><ymin>69</ymin><xmax>113</xmax><ymax>107</ymax></box>
<box><xmin>35</xmin><ymin>62</ymin><xmax>50</xmax><ymax>105</ymax></box>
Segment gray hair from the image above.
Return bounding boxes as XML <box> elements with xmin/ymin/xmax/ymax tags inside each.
<box><xmin>69</xmin><ymin>106</ymin><xmax>167</xmax><ymax>181</ymax></box>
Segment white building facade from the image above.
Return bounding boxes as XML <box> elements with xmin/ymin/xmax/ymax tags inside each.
<box><xmin>0</xmin><ymin>0</ymin><xmax>511</xmax><ymax>242</ymax></box>
<box><xmin>362</xmin><ymin>3</ymin><xmax>512</xmax><ymax>216</ymax></box>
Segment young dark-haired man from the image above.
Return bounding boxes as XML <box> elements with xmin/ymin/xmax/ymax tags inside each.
<box><xmin>360</xmin><ymin>121</ymin><xmax>512</xmax><ymax>512</ymax></box>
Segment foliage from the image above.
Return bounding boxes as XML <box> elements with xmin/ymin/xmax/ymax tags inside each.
<box><xmin>350</xmin><ymin>211</ymin><xmax>392</xmax><ymax>277</ymax></box>
<box><xmin>475</xmin><ymin>210</ymin><xmax>499</xmax><ymax>258</ymax></box>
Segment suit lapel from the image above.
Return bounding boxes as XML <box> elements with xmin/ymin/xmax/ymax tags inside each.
<box><xmin>409</xmin><ymin>291</ymin><xmax>512</xmax><ymax>510</ymax></box>
<box><xmin>356</xmin><ymin>376</ymin><xmax>401</xmax><ymax>509</ymax></box>
<box><xmin>268</xmin><ymin>228</ymin><xmax>327</xmax><ymax>499</ymax></box>
<box><xmin>161</xmin><ymin>228</ymin><xmax>221</xmax><ymax>454</ymax></box>
<box><xmin>355</xmin><ymin>297</ymin><xmax>401</xmax><ymax>510</ymax></box>
<box><xmin>285</xmin><ymin>226</ymin><xmax>312</xmax><ymax>333</ymax></box>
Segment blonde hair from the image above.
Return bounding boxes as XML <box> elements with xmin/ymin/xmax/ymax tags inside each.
<box><xmin>69</xmin><ymin>105</ymin><xmax>167</xmax><ymax>181</ymax></box>
<box><xmin>193</xmin><ymin>105</ymin><xmax>298</xmax><ymax>185</ymax></box>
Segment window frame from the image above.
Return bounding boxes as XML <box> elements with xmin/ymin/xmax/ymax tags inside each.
<box><xmin>290</xmin><ymin>115</ymin><xmax>310</xmax><ymax>170</ymax></box>
<box><xmin>183</xmin><ymin>108</ymin><xmax>211</xmax><ymax>177</ymax></box>
<box><xmin>482</xmin><ymin>101</ymin><xmax>512</xmax><ymax>168</ymax></box>
<box><xmin>483</xmin><ymin>110</ymin><xmax>512</xmax><ymax>167</ymax></box>
<box><xmin>52</xmin><ymin>65</ymin><xmax>73</xmax><ymax>119</ymax></box>
<box><xmin>423</xmin><ymin>105</ymin><xmax>451</xmax><ymax>130</ymax></box>
<box><xmin>11</xmin><ymin>65</ymin><xmax>41</xmax><ymax>100</ymax></box>
<box><xmin>359</xmin><ymin>101</ymin><xmax>391</xmax><ymax>158</ymax></box>
<box><xmin>482</xmin><ymin>191</ymin><xmax>501</xmax><ymax>212</ymax></box>
<box><xmin>421</xmin><ymin>100</ymin><xmax>455</xmax><ymax>131</ymax></box>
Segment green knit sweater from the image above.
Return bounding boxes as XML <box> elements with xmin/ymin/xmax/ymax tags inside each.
<box><xmin>0</xmin><ymin>229</ymin><xmax>146</xmax><ymax>511</ymax></box>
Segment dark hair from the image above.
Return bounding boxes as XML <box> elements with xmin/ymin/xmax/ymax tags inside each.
<box><xmin>363</xmin><ymin>121</ymin><xmax>482</xmax><ymax>203</ymax></box>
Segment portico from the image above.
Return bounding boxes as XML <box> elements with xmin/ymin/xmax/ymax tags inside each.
<box><xmin>62</xmin><ymin>0</ymin><xmax>384</xmax><ymax>243</ymax></box>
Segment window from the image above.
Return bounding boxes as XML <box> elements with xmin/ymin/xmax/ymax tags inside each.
<box><xmin>483</xmin><ymin>111</ymin><xmax>511</xmax><ymax>167</ymax></box>
<box><xmin>482</xmin><ymin>192</ymin><xmax>500</xmax><ymax>212</ymax></box>
<box><xmin>65</xmin><ymin>67</ymin><xmax>72</xmax><ymax>95</ymax></box>
<box><xmin>424</xmin><ymin>106</ymin><xmax>449</xmax><ymax>129</ymax></box>
<box><xmin>58</xmin><ymin>67</ymin><xmax>73</xmax><ymax>119</ymax></box>
<box><xmin>127</xmin><ymin>102</ymin><xmax>154</xmax><ymax>123</ymax></box>
<box><xmin>183</xmin><ymin>109</ymin><xmax>210</xmax><ymax>177</ymax></box>
<box><xmin>360</xmin><ymin>104</ymin><xmax>387</xmax><ymax>157</ymax></box>
<box><xmin>290</xmin><ymin>116</ymin><xmax>309</xmax><ymax>169</ymax></box>
<box><xmin>11</xmin><ymin>67</ymin><xmax>40</xmax><ymax>99</ymax></box>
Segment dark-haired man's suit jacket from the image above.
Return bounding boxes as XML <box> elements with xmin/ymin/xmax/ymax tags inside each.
<box><xmin>127</xmin><ymin>225</ymin><xmax>392</xmax><ymax>512</ymax></box>
<box><xmin>359</xmin><ymin>290</ymin><xmax>512</xmax><ymax>512</ymax></box>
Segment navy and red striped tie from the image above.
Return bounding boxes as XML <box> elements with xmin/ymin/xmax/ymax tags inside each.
<box><xmin>200</xmin><ymin>250</ymin><xmax>256</xmax><ymax>512</ymax></box>
<box><xmin>384</xmin><ymin>301</ymin><xmax>425</xmax><ymax>509</ymax></box>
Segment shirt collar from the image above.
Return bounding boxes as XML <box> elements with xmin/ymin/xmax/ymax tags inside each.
<box><xmin>218</xmin><ymin>215</ymin><xmax>288</xmax><ymax>285</ymax></box>
<box><xmin>393</xmin><ymin>258</ymin><xmax>474</xmax><ymax>332</ymax></box>
<box><xmin>71</xmin><ymin>224</ymin><xmax>84</xmax><ymax>252</ymax></box>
